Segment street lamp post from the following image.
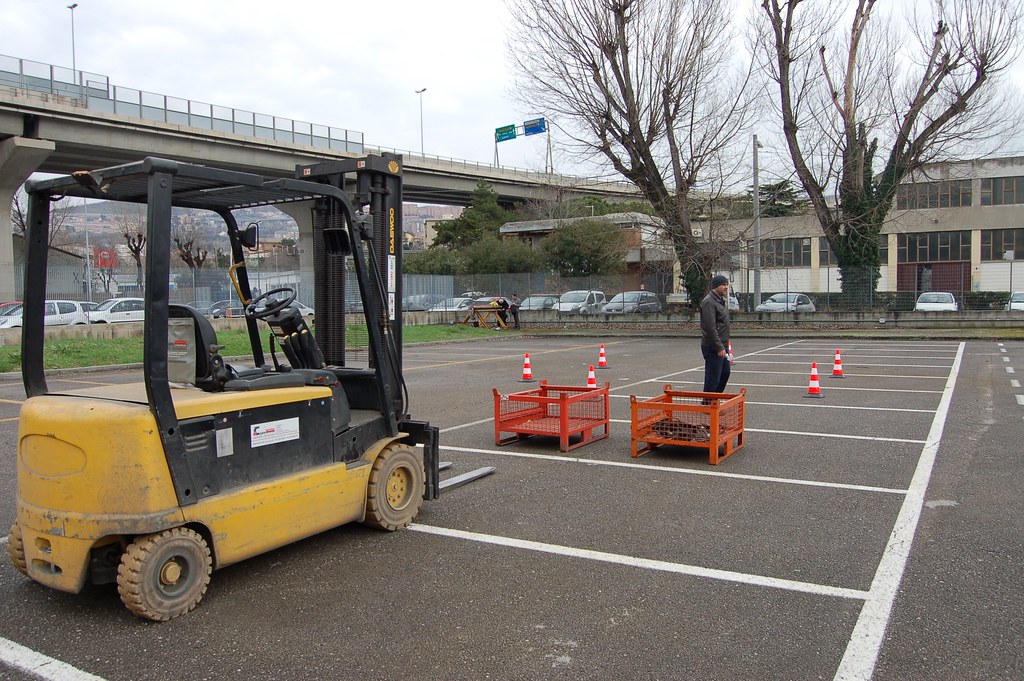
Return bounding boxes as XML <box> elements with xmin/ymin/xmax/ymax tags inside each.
<box><xmin>415</xmin><ymin>88</ymin><xmax>426</xmax><ymax>156</ymax></box>
<box><xmin>67</xmin><ymin>3</ymin><xmax>79</xmax><ymax>96</ymax></box>
<box><xmin>752</xmin><ymin>134</ymin><xmax>763</xmax><ymax>309</ymax></box>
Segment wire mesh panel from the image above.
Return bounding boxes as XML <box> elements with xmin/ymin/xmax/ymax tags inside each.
<box><xmin>630</xmin><ymin>385</ymin><xmax>746</xmax><ymax>464</ymax></box>
<box><xmin>493</xmin><ymin>381</ymin><xmax>610</xmax><ymax>452</ymax></box>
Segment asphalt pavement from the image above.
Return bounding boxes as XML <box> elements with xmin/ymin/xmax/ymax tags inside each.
<box><xmin>0</xmin><ymin>334</ymin><xmax>1022</xmax><ymax>680</ymax></box>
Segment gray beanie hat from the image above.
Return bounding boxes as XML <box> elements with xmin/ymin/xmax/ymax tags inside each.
<box><xmin>710</xmin><ymin>275</ymin><xmax>729</xmax><ymax>288</ymax></box>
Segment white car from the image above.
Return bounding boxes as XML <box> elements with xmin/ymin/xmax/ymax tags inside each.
<box><xmin>755</xmin><ymin>293</ymin><xmax>816</xmax><ymax>313</ymax></box>
<box><xmin>727</xmin><ymin>294</ymin><xmax>740</xmax><ymax>311</ymax></box>
<box><xmin>0</xmin><ymin>300</ymin><xmax>91</xmax><ymax>328</ymax></box>
<box><xmin>430</xmin><ymin>297</ymin><xmax>476</xmax><ymax>313</ymax></box>
<box><xmin>914</xmin><ymin>292</ymin><xmax>958</xmax><ymax>312</ymax></box>
<box><xmin>556</xmin><ymin>290</ymin><xmax>607</xmax><ymax>314</ymax></box>
<box><xmin>90</xmin><ymin>297</ymin><xmax>147</xmax><ymax>323</ymax></box>
<box><xmin>1005</xmin><ymin>291</ymin><xmax>1024</xmax><ymax>311</ymax></box>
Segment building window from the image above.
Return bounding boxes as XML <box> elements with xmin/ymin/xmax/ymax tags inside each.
<box><xmin>761</xmin><ymin>237</ymin><xmax>811</xmax><ymax>267</ymax></box>
<box><xmin>980</xmin><ymin>176</ymin><xmax>1024</xmax><ymax>206</ymax></box>
<box><xmin>896</xmin><ymin>231</ymin><xmax>971</xmax><ymax>263</ymax></box>
<box><xmin>896</xmin><ymin>180</ymin><xmax>971</xmax><ymax>209</ymax></box>
<box><xmin>819</xmin><ymin>236</ymin><xmax>888</xmax><ymax>266</ymax></box>
<box><xmin>980</xmin><ymin>228</ymin><xmax>1024</xmax><ymax>260</ymax></box>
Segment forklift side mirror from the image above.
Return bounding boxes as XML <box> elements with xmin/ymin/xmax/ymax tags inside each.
<box><xmin>323</xmin><ymin>228</ymin><xmax>351</xmax><ymax>256</ymax></box>
<box><xmin>239</xmin><ymin>223</ymin><xmax>259</xmax><ymax>249</ymax></box>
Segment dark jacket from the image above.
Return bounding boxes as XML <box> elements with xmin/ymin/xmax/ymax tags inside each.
<box><xmin>700</xmin><ymin>291</ymin><xmax>730</xmax><ymax>352</ymax></box>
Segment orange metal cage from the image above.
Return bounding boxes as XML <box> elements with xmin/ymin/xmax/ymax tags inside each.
<box><xmin>494</xmin><ymin>381</ymin><xmax>610</xmax><ymax>452</ymax></box>
<box><xmin>630</xmin><ymin>385</ymin><xmax>746</xmax><ymax>464</ymax></box>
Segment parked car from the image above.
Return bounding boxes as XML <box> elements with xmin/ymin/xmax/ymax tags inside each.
<box><xmin>755</xmin><ymin>293</ymin><xmax>816</xmax><ymax>313</ymax></box>
<box><xmin>459</xmin><ymin>290</ymin><xmax>486</xmax><ymax>299</ymax></box>
<box><xmin>556</xmin><ymin>290</ymin><xmax>607</xmax><ymax>314</ymax></box>
<box><xmin>0</xmin><ymin>301</ymin><xmax>22</xmax><ymax>316</ymax></box>
<box><xmin>253</xmin><ymin>300</ymin><xmax>316</xmax><ymax>319</ymax></box>
<box><xmin>0</xmin><ymin>300</ymin><xmax>91</xmax><ymax>328</ymax></box>
<box><xmin>402</xmin><ymin>294</ymin><xmax>445</xmax><ymax>311</ymax></box>
<box><xmin>1005</xmin><ymin>291</ymin><xmax>1024</xmax><ymax>311</ymax></box>
<box><xmin>429</xmin><ymin>297</ymin><xmax>476</xmax><ymax>313</ymax></box>
<box><xmin>727</xmin><ymin>294</ymin><xmax>740</xmax><ymax>311</ymax></box>
<box><xmin>519</xmin><ymin>294</ymin><xmax>559</xmax><ymax>311</ymax></box>
<box><xmin>603</xmin><ymin>290</ymin><xmax>662</xmax><ymax>314</ymax></box>
<box><xmin>89</xmin><ymin>297</ymin><xmax>147</xmax><ymax>323</ymax></box>
<box><xmin>208</xmin><ymin>299</ymin><xmax>246</xmax><ymax>318</ymax></box>
<box><xmin>914</xmin><ymin>292</ymin><xmax>958</xmax><ymax>312</ymax></box>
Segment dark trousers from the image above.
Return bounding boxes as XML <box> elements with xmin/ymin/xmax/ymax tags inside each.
<box><xmin>510</xmin><ymin>307</ymin><xmax>520</xmax><ymax>328</ymax></box>
<box><xmin>701</xmin><ymin>344</ymin><xmax>731</xmax><ymax>393</ymax></box>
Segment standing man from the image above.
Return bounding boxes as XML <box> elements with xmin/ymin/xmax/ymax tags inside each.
<box><xmin>509</xmin><ymin>293</ymin><xmax>522</xmax><ymax>329</ymax></box>
<box><xmin>700</xmin><ymin>274</ymin><xmax>732</xmax><ymax>393</ymax></box>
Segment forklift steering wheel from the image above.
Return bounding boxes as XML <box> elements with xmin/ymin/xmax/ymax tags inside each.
<box><xmin>246</xmin><ymin>287</ymin><xmax>297</xmax><ymax>320</ymax></box>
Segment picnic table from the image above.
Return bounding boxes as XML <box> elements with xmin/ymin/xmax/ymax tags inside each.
<box><xmin>461</xmin><ymin>305</ymin><xmax>508</xmax><ymax>330</ymax></box>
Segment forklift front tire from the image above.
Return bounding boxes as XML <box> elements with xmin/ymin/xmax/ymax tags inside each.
<box><xmin>117</xmin><ymin>527</ymin><xmax>212</xmax><ymax>622</ymax></box>
<box><xmin>364</xmin><ymin>444</ymin><xmax>425</xmax><ymax>531</ymax></box>
<box><xmin>7</xmin><ymin>523</ymin><xmax>27</xmax><ymax>576</ymax></box>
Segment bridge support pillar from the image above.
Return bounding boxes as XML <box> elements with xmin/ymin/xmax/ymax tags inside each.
<box><xmin>0</xmin><ymin>137</ymin><xmax>56</xmax><ymax>301</ymax></box>
<box><xmin>276</xmin><ymin>200</ymin><xmax>316</xmax><ymax>295</ymax></box>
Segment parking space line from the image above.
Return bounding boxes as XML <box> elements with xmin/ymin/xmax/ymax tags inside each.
<box><xmin>725</xmin><ymin>370</ymin><xmax>946</xmax><ymax>380</ymax></box>
<box><xmin>409</xmin><ymin>524</ymin><xmax>870</xmax><ymax>601</ymax></box>
<box><xmin>0</xmin><ymin>417</ymin><xmax>18</xmax><ymax>423</ymax></box>
<box><xmin>637</xmin><ymin>379</ymin><xmax>943</xmax><ymax>394</ymax></box>
<box><xmin>0</xmin><ymin>636</ymin><xmax>107</xmax><ymax>681</ymax></box>
<box><xmin>604</xmin><ymin>420</ymin><xmax>924</xmax><ymax>444</ymax></box>
<box><xmin>834</xmin><ymin>342</ymin><xmax>965</xmax><ymax>680</ymax></box>
<box><xmin>1016</xmin><ymin>395</ymin><xmax>1024</xmax><ymax>406</ymax></box>
<box><xmin>440</xmin><ymin>445</ymin><xmax>907</xmax><ymax>495</ymax></box>
<box><xmin>407</xmin><ymin>522</ymin><xmax>872</xmax><ymax>598</ymax></box>
<box><xmin>609</xmin><ymin>394</ymin><xmax>934</xmax><ymax>413</ymax></box>
<box><xmin>725</xmin><ymin>360</ymin><xmax>955</xmax><ymax>369</ymax></box>
<box><xmin>1008</xmin><ymin>367</ymin><xmax>1016</xmax><ymax>374</ymax></box>
<box><xmin>0</xmin><ymin>399</ymin><xmax>23</xmax><ymax>405</ymax></box>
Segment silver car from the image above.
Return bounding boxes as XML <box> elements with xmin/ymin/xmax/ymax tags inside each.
<box><xmin>755</xmin><ymin>293</ymin><xmax>816</xmax><ymax>313</ymax></box>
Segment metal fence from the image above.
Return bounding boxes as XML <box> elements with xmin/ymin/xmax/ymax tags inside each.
<box><xmin>8</xmin><ymin>261</ymin><xmax>1019</xmax><ymax>314</ymax></box>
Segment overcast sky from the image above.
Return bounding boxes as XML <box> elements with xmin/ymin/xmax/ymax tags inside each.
<box><xmin>1</xmin><ymin>0</ymin><xmax>558</xmax><ymax>172</ymax></box>
<box><xmin>3</xmin><ymin>1</ymin><xmax>1023</xmax><ymax>190</ymax></box>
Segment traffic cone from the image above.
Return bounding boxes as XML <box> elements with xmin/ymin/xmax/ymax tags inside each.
<box><xmin>519</xmin><ymin>353</ymin><xmax>536</xmax><ymax>382</ymax></box>
<box><xmin>586</xmin><ymin>365</ymin><xmax>597</xmax><ymax>388</ymax></box>
<box><xmin>804</xmin><ymin>362</ymin><xmax>824</xmax><ymax>398</ymax></box>
<box><xmin>597</xmin><ymin>343</ymin><xmax>609</xmax><ymax>368</ymax></box>
<box><xmin>831</xmin><ymin>349</ymin><xmax>845</xmax><ymax>378</ymax></box>
<box><xmin>727</xmin><ymin>340</ymin><xmax>734</xmax><ymax>364</ymax></box>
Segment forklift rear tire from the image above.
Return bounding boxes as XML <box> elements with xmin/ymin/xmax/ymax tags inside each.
<box><xmin>7</xmin><ymin>523</ymin><xmax>27</xmax><ymax>576</ymax></box>
<box><xmin>117</xmin><ymin>527</ymin><xmax>212</xmax><ymax>622</ymax></box>
<box><xmin>364</xmin><ymin>444</ymin><xmax>425</xmax><ymax>531</ymax></box>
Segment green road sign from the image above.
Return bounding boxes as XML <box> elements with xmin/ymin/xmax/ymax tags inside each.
<box><xmin>495</xmin><ymin>124</ymin><xmax>517</xmax><ymax>142</ymax></box>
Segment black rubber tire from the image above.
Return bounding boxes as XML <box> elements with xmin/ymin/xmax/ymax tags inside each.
<box><xmin>7</xmin><ymin>523</ymin><xmax>27</xmax><ymax>576</ymax></box>
<box><xmin>364</xmin><ymin>444</ymin><xmax>425</xmax><ymax>531</ymax></box>
<box><xmin>117</xmin><ymin>527</ymin><xmax>212</xmax><ymax>622</ymax></box>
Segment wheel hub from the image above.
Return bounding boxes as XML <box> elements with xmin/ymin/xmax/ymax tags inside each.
<box><xmin>386</xmin><ymin>468</ymin><xmax>411</xmax><ymax>508</ymax></box>
<box><xmin>160</xmin><ymin>560</ymin><xmax>182</xmax><ymax>586</ymax></box>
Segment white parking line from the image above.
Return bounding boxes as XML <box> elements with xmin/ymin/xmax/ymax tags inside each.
<box><xmin>409</xmin><ymin>524</ymin><xmax>870</xmax><ymax>601</ymax></box>
<box><xmin>440</xmin><ymin>445</ymin><xmax>907</xmax><ymax>495</ymax></box>
<box><xmin>605</xmin><ymin>418</ymin><xmax>925</xmax><ymax>444</ymax></box>
<box><xmin>0</xmin><ymin>637</ymin><xmax>107</xmax><ymax>681</ymax></box>
<box><xmin>610</xmin><ymin>395</ymin><xmax>934</xmax><ymax>413</ymax></box>
<box><xmin>834</xmin><ymin>342</ymin><xmax>965</xmax><ymax>681</ymax></box>
<box><xmin>1008</xmin><ymin>367</ymin><xmax>1016</xmax><ymax>374</ymax></box>
<box><xmin>1012</xmin><ymin>380</ymin><xmax>1021</xmax><ymax>388</ymax></box>
<box><xmin>1016</xmin><ymin>395</ymin><xmax>1024</xmax><ymax>406</ymax></box>
<box><xmin>640</xmin><ymin>379</ymin><xmax>943</xmax><ymax>394</ymax></box>
<box><xmin>725</xmin><ymin>370</ymin><xmax>947</xmax><ymax>380</ymax></box>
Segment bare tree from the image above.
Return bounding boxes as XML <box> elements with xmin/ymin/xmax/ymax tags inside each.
<box><xmin>11</xmin><ymin>189</ymin><xmax>76</xmax><ymax>248</ymax></box>
<box><xmin>111</xmin><ymin>203</ymin><xmax>147</xmax><ymax>293</ymax></box>
<box><xmin>172</xmin><ymin>213</ymin><xmax>209</xmax><ymax>270</ymax></box>
<box><xmin>508</xmin><ymin>0</ymin><xmax>758</xmax><ymax>304</ymax></box>
<box><xmin>758</xmin><ymin>0</ymin><xmax>1024</xmax><ymax>301</ymax></box>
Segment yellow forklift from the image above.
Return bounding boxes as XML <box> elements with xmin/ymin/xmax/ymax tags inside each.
<box><xmin>8</xmin><ymin>155</ymin><xmax>440</xmax><ymax>620</ymax></box>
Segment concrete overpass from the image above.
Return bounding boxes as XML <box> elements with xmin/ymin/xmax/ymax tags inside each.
<box><xmin>0</xmin><ymin>82</ymin><xmax>638</xmax><ymax>206</ymax></box>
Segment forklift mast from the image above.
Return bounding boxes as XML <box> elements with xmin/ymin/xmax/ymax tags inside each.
<box><xmin>297</xmin><ymin>153</ymin><xmax>405</xmax><ymax>365</ymax></box>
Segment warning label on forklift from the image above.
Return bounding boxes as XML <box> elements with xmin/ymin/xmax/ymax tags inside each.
<box><xmin>250</xmin><ymin>417</ymin><xmax>300</xmax><ymax>448</ymax></box>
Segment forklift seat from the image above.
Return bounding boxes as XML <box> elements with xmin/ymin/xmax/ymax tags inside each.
<box><xmin>168</xmin><ymin>304</ymin><xmax>230</xmax><ymax>391</ymax></box>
